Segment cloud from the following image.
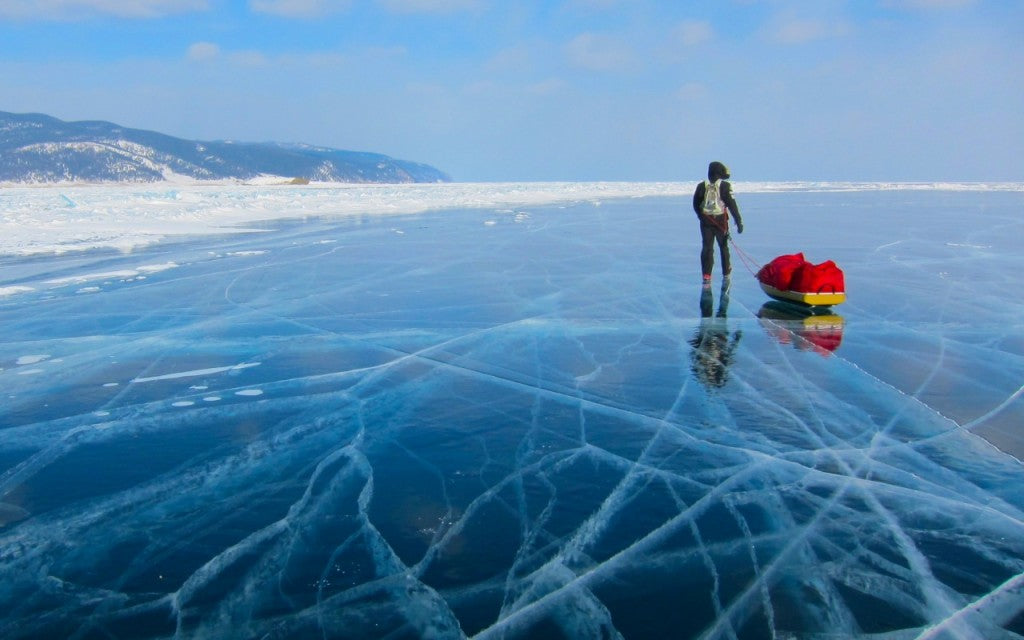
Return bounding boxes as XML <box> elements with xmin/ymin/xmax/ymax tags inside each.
<box><xmin>527</xmin><ymin>78</ymin><xmax>566</xmax><ymax>96</ymax></box>
<box><xmin>186</xmin><ymin>43</ymin><xmax>355</xmax><ymax>69</ymax></box>
<box><xmin>565</xmin><ymin>0</ymin><xmax>624</xmax><ymax>8</ymax></box>
<box><xmin>674</xmin><ymin>20</ymin><xmax>714</xmax><ymax>47</ymax></box>
<box><xmin>249</xmin><ymin>0</ymin><xmax>351</xmax><ymax>18</ymax></box>
<box><xmin>565</xmin><ymin>32</ymin><xmax>636</xmax><ymax>72</ymax></box>
<box><xmin>187</xmin><ymin>42</ymin><xmax>220</xmax><ymax>62</ymax></box>
<box><xmin>299</xmin><ymin>51</ymin><xmax>352</xmax><ymax>67</ymax></box>
<box><xmin>227</xmin><ymin>50</ymin><xmax>270</xmax><ymax>66</ymax></box>
<box><xmin>185</xmin><ymin>42</ymin><xmax>269</xmax><ymax>67</ymax></box>
<box><xmin>884</xmin><ymin>0</ymin><xmax>976</xmax><ymax>8</ymax></box>
<box><xmin>675</xmin><ymin>82</ymin><xmax>709</xmax><ymax>102</ymax></box>
<box><xmin>484</xmin><ymin>45</ymin><xmax>536</xmax><ymax>74</ymax></box>
<box><xmin>0</xmin><ymin>0</ymin><xmax>208</xmax><ymax>20</ymax></box>
<box><xmin>766</xmin><ymin>18</ymin><xmax>850</xmax><ymax>44</ymax></box>
<box><xmin>185</xmin><ymin>40</ymin><xmax>358</xmax><ymax>71</ymax></box>
<box><xmin>376</xmin><ymin>0</ymin><xmax>481</xmax><ymax>13</ymax></box>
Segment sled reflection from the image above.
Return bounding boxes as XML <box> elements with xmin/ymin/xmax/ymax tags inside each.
<box><xmin>689</xmin><ymin>283</ymin><xmax>742</xmax><ymax>388</ymax></box>
<box><xmin>757</xmin><ymin>301</ymin><xmax>844</xmax><ymax>356</ymax></box>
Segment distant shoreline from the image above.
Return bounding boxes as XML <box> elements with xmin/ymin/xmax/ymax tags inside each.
<box><xmin>2</xmin><ymin>182</ymin><xmax>1023</xmax><ymax>258</ymax></box>
<box><xmin>3</xmin><ymin>179</ymin><xmax>1022</xmax><ymax>192</ymax></box>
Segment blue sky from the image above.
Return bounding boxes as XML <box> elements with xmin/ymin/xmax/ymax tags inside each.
<box><xmin>1</xmin><ymin>0</ymin><xmax>1021</xmax><ymax>181</ymax></box>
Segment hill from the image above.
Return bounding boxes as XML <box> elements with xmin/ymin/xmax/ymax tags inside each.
<box><xmin>0</xmin><ymin>111</ymin><xmax>450</xmax><ymax>184</ymax></box>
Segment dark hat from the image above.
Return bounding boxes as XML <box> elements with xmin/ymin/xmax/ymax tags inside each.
<box><xmin>707</xmin><ymin>161</ymin><xmax>730</xmax><ymax>180</ymax></box>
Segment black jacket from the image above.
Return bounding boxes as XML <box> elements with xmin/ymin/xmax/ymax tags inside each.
<box><xmin>692</xmin><ymin>162</ymin><xmax>742</xmax><ymax>228</ymax></box>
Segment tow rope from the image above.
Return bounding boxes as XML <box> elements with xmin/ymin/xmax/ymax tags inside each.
<box><xmin>703</xmin><ymin>213</ymin><xmax>762</xmax><ymax>280</ymax></box>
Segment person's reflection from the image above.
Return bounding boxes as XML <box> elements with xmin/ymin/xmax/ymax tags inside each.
<box><xmin>690</xmin><ymin>282</ymin><xmax>742</xmax><ymax>388</ymax></box>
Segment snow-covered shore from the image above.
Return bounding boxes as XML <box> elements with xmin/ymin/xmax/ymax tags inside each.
<box><xmin>2</xmin><ymin>181</ymin><xmax>1022</xmax><ymax>257</ymax></box>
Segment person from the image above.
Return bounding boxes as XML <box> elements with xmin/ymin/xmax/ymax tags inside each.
<box><xmin>692</xmin><ymin>161</ymin><xmax>743</xmax><ymax>284</ymax></box>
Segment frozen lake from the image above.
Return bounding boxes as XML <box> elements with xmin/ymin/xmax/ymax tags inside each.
<box><xmin>1</xmin><ymin>184</ymin><xmax>1022</xmax><ymax>639</ymax></box>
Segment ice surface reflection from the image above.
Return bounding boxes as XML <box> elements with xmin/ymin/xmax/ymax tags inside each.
<box><xmin>757</xmin><ymin>301</ymin><xmax>845</xmax><ymax>357</ymax></box>
<box><xmin>690</xmin><ymin>284</ymin><xmax>742</xmax><ymax>389</ymax></box>
<box><xmin>0</xmin><ymin>189</ymin><xmax>1022</xmax><ymax>639</ymax></box>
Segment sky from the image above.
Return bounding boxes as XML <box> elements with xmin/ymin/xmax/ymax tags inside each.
<box><xmin>0</xmin><ymin>0</ymin><xmax>1022</xmax><ymax>182</ymax></box>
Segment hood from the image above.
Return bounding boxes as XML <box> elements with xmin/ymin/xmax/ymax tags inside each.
<box><xmin>707</xmin><ymin>161</ymin><xmax>730</xmax><ymax>181</ymax></box>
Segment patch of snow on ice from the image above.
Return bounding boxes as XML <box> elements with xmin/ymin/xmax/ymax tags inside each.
<box><xmin>0</xmin><ymin>286</ymin><xmax>34</xmax><ymax>297</ymax></box>
<box><xmin>47</xmin><ymin>262</ymin><xmax>178</xmax><ymax>286</ymax></box>
<box><xmin>131</xmin><ymin>362</ymin><xmax>261</xmax><ymax>383</ymax></box>
<box><xmin>16</xmin><ymin>355</ymin><xmax>50</xmax><ymax>365</ymax></box>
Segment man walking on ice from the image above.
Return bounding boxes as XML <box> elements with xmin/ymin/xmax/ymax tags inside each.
<box><xmin>692</xmin><ymin>161</ymin><xmax>743</xmax><ymax>285</ymax></box>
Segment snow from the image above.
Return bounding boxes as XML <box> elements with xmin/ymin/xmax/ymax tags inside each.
<box><xmin>131</xmin><ymin>362</ymin><xmax>260</xmax><ymax>384</ymax></box>
<box><xmin>14</xmin><ymin>354</ymin><xmax>49</xmax><ymax>365</ymax></box>
<box><xmin>2</xmin><ymin>181</ymin><xmax>1020</xmax><ymax>258</ymax></box>
<box><xmin>0</xmin><ymin>183</ymin><xmax>1023</xmax><ymax>639</ymax></box>
<box><xmin>45</xmin><ymin>262</ymin><xmax>178</xmax><ymax>285</ymax></box>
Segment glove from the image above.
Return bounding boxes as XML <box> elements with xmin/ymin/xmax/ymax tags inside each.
<box><xmin>736</xmin><ymin>222</ymin><xmax>744</xmax><ymax>234</ymax></box>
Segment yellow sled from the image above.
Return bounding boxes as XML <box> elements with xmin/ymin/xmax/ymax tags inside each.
<box><xmin>759</xmin><ymin>282</ymin><xmax>846</xmax><ymax>308</ymax></box>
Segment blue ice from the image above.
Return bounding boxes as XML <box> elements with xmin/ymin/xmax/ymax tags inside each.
<box><xmin>1</xmin><ymin>186</ymin><xmax>1022</xmax><ymax>639</ymax></box>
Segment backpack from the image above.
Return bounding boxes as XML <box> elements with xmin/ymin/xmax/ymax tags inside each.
<box><xmin>701</xmin><ymin>179</ymin><xmax>726</xmax><ymax>216</ymax></box>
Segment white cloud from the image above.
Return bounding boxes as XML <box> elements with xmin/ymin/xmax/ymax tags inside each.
<box><xmin>299</xmin><ymin>51</ymin><xmax>350</xmax><ymax>67</ymax></box>
<box><xmin>565</xmin><ymin>32</ymin><xmax>636</xmax><ymax>72</ymax></box>
<box><xmin>565</xmin><ymin>0</ymin><xmax>625</xmax><ymax>8</ymax></box>
<box><xmin>766</xmin><ymin>18</ymin><xmax>850</xmax><ymax>44</ymax></box>
<box><xmin>405</xmin><ymin>82</ymin><xmax>449</xmax><ymax>98</ymax></box>
<box><xmin>186</xmin><ymin>42</ymin><xmax>266</xmax><ymax>66</ymax></box>
<box><xmin>0</xmin><ymin>0</ymin><xmax>208</xmax><ymax>20</ymax></box>
<box><xmin>527</xmin><ymin>78</ymin><xmax>566</xmax><ymax>96</ymax></box>
<box><xmin>187</xmin><ymin>42</ymin><xmax>220</xmax><ymax>62</ymax></box>
<box><xmin>249</xmin><ymin>0</ymin><xmax>351</xmax><ymax>18</ymax></box>
<box><xmin>228</xmin><ymin>50</ymin><xmax>270</xmax><ymax>66</ymax></box>
<box><xmin>360</xmin><ymin>45</ymin><xmax>408</xmax><ymax>61</ymax></box>
<box><xmin>376</xmin><ymin>0</ymin><xmax>481</xmax><ymax>13</ymax></box>
<box><xmin>674</xmin><ymin>20</ymin><xmax>713</xmax><ymax>47</ymax></box>
<box><xmin>186</xmin><ymin>42</ymin><xmax>354</xmax><ymax>69</ymax></box>
<box><xmin>485</xmin><ymin>46</ymin><xmax>534</xmax><ymax>74</ymax></box>
<box><xmin>675</xmin><ymin>82</ymin><xmax>709</xmax><ymax>102</ymax></box>
<box><xmin>885</xmin><ymin>0</ymin><xmax>976</xmax><ymax>8</ymax></box>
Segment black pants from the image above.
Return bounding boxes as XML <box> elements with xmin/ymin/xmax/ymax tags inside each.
<box><xmin>700</xmin><ymin>218</ymin><xmax>730</xmax><ymax>276</ymax></box>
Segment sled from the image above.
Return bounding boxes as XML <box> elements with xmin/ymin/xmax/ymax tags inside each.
<box><xmin>758</xmin><ymin>282</ymin><xmax>846</xmax><ymax>307</ymax></box>
<box><xmin>757</xmin><ymin>253</ymin><xmax>846</xmax><ymax>308</ymax></box>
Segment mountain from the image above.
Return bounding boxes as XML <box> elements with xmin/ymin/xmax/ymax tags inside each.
<box><xmin>0</xmin><ymin>111</ymin><xmax>450</xmax><ymax>184</ymax></box>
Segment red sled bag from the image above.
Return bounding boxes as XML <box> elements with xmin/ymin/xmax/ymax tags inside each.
<box><xmin>756</xmin><ymin>253</ymin><xmax>807</xmax><ymax>290</ymax></box>
<box><xmin>790</xmin><ymin>260</ymin><xmax>845</xmax><ymax>295</ymax></box>
<box><xmin>806</xmin><ymin>325</ymin><xmax>844</xmax><ymax>353</ymax></box>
